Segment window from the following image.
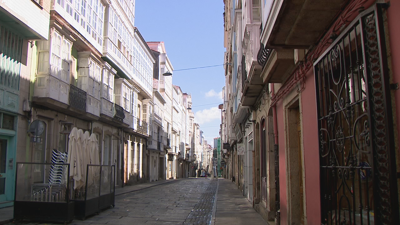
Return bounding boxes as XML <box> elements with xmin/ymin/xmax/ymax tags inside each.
<box><xmin>102</xmin><ymin>69</ymin><xmax>114</xmax><ymax>101</ymax></box>
<box><xmin>137</xmin><ymin>104</ymin><xmax>141</xmax><ymax>120</ymax></box>
<box><xmin>51</xmin><ymin>32</ymin><xmax>62</xmax><ymax>70</ymax></box>
<box><xmin>57</xmin><ymin>0</ymin><xmax>103</xmax><ymax>46</ymax></box>
<box><xmin>142</xmin><ymin>104</ymin><xmax>147</xmax><ymax>122</ymax></box>
<box><xmin>74</xmin><ymin>0</ymin><xmax>80</xmax><ymax>22</ymax></box>
<box><xmin>131</xmin><ymin>92</ymin><xmax>135</xmax><ymax>117</ymax></box>
<box><xmin>37</xmin><ymin>41</ymin><xmax>49</xmax><ymax>74</ymax></box>
<box><xmin>80</xmin><ymin>0</ymin><xmax>86</xmax><ymax>17</ymax></box>
<box><xmin>122</xmin><ymin>83</ymin><xmax>131</xmax><ymax>112</ymax></box>
<box><xmin>66</xmin><ymin>0</ymin><xmax>73</xmax><ymax>16</ymax></box>
<box><xmin>62</xmin><ymin>40</ymin><xmax>71</xmax><ymax>82</ymax></box>
<box><xmin>58</xmin><ymin>122</ymin><xmax>72</xmax><ymax>153</ymax></box>
<box><xmin>87</xmin><ymin>61</ymin><xmax>101</xmax><ymax>98</ymax></box>
<box><xmin>313</xmin><ymin>10</ymin><xmax>397</xmax><ymax>223</ymax></box>
<box><xmin>57</xmin><ymin>0</ymin><xmax>65</xmax><ymax>7</ymax></box>
<box><xmin>51</xmin><ymin>32</ymin><xmax>71</xmax><ymax>82</ymax></box>
<box><xmin>103</xmin><ymin>135</ymin><xmax>111</xmax><ymax>165</ymax></box>
<box><xmin>0</xmin><ymin>113</ymin><xmax>15</xmax><ymax>130</ymax></box>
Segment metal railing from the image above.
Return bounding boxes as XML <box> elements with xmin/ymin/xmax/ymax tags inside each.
<box><xmin>114</xmin><ymin>104</ymin><xmax>125</xmax><ymax>122</ymax></box>
<box><xmin>257</xmin><ymin>43</ymin><xmax>272</xmax><ymax>68</ymax></box>
<box><xmin>69</xmin><ymin>85</ymin><xmax>87</xmax><ymax>112</ymax></box>
<box><xmin>136</xmin><ymin>119</ymin><xmax>148</xmax><ymax>135</ymax></box>
<box><xmin>167</xmin><ymin>138</ymin><xmax>171</xmax><ymax>147</ymax></box>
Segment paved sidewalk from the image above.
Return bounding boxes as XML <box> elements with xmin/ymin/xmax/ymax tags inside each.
<box><xmin>1</xmin><ymin>178</ymin><xmax>269</xmax><ymax>225</ymax></box>
<box><xmin>0</xmin><ymin>179</ymin><xmax>177</xmax><ymax>224</ymax></box>
<box><xmin>212</xmin><ymin>178</ymin><xmax>268</xmax><ymax>225</ymax></box>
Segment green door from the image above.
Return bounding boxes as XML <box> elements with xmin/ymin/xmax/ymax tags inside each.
<box><xmin>0</xmin><ymin>137</ymin><xmax>13</xmax><ymax>204</ymax></box>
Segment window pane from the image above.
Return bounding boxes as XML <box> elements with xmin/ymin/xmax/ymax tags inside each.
<box><xmin>103</xmin><ymin>135</ymin><xmax>110</xmax><ymax>165</ymax></box>
<box><xmin>0</xmin><ymin>140</ymin><xmax>6</xmax><ymax>173</ymax></box>
<box><xmin>2</xmin><ymin>114</ymin><xmax>14</xmax><ymax>130</ymax></box>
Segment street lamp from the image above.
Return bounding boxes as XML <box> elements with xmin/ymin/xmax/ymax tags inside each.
<box><xmin>163</xmin><ymin>71</ymin><xmax>173</xmax><ymax>76</ymax></box>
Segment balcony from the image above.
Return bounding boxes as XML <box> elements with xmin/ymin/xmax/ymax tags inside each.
<box><xmin>101</xmin><ymin>98</ymin><xmax>114</xmax><ymax>118</ymax></box>
<box><xmin>34</xmin><ymin>73</ymin><xmax>70</xmax><ymax>108</ymax></box>
<box><xmin>178</xmin><ymin>152</ymin><xmax>184</xmax><ymax>161</ymax></box>
<box><xmin>69</xmin><ymin>85</ymin><xmax>87</xmax><ymax>112</ymax></box>
<box><xmin>103</xmin><ymin>38</ymin><xmax>133</xmax><ymax>80</ymax></box>
<box><xmin>0</xmin><ymin>0</ymin><xmax>50</xmax><ymax>40</ymax></box>
<box><xmin>103</xmin><ymin>38</ymin><xmax>153</xmax><ymax>99</ymax></box>
<box><xmin>153</xmin><ymin>113</ymin><xmax>162</xmax><ymax>126</ymax></box>
<box><xmin>136</xmin><ymin>119</ymin><xmax>148</xmax><ymax>136</ymax></box>
<box><xmin>243</xmin><ymin>24</ymin><xmax>263</xmax><ymax>85</ymax></box>
<box><xmin>261</xmin><ymin>49</ymin><xmax>295</xmax><ymax>83</ymax></box>
<box><xmin>124</xmin><ymin>110</ymin><xmax>133</xmax><ymax>128</ymax></box>
<box><xmin>262</xmin><ymin>0</ymin><xmax>349</xmax><ymax>48</ymax></box>
<box><xmin>172</xmin><ymin>121</ymin><xmax>179</xmax><ymax>133</ymax></box>
<box><xmin>114</xmin><ymin>104</ymin><xmax>125</xmax><ymax>122</ymax></box>
<box><xmin>241</xmin><ymin>24</ymin><xmax>265</xmax><ymax>106</ymax></box>
<box><xmin>228</xmin><ymin>125</ymin><xmax>237</xmax><ymax>143</ymax></box>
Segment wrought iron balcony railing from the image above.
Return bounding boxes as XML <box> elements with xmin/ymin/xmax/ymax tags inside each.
<box><xmin>114</xmin><ymin>104</ymin><xmax>125</xmax><ymax>122</ymax></box>
<box><xmin>69</xmin><ymin>85</ymin><xmax>87</xmax><ymax>112</ymax></box>
<box><xmin>242</xmin><ymin>55</ymin><xmax>247</xmax><ymax>91</ymax></box>
<box><xmin>257</xmin><ymin>43</ymin><xmax>272</xmax><ymax>68</ymax></box>
<box><xmin>136</xmin><ymin>119</ymin><xmax>148</xmax><ymax>135</ymax></box>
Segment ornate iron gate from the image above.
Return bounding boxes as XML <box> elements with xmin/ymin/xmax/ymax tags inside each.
<box><xmin>314</xmin><ymin>6</ymin><xmax>398</xmax><ymax>225</ymax></box>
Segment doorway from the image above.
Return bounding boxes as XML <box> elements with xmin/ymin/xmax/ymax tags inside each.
<box><xmin>286</xmin><ymin>100</ymin><xmax>304</xmax><ymax>224</ymax></box>
<box><xmin>0</xmin><ymin>136</ymin><xmax>14</xmax><ymax>206</ymax></box>
<box><xmin>261</xmin><ymin>119</ymin><xmax>267</xmax><ymax>205</ymax></box>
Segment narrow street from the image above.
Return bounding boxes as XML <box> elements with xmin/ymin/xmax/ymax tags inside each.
<box><xmin>2</xmin><ymin>178</ymin><xmax>267</xmax><ymax>225</ymax></box>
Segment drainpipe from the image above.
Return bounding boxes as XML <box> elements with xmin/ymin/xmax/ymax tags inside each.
<box><xmin>271</xmin><ymin>84</ymin><xmax>278</xmax><ymax>145</ymax></box>
<box><xmin>121</xmin><ymin>129</ymin><xmax>124</xmax><ymax>187</ymax></box>
<box><xmin>271</xmin><ymin>84</ymin><xmax>280</xmax><ymax>225</ymax></box>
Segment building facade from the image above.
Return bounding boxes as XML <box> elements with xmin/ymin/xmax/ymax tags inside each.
<box><xmin>0</xmin><ymin>0</ymin><xmax>50</xmax><ymax>208</ymax></box>
<box><xmin>222</xmin><ymin>0</ymin><xmax>400</xmax><ymax>224</ymax></box>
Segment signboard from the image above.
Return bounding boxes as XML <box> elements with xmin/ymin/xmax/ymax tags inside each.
<box><xmin>223</xmin><ymin>143</ymin><xmax>230</xmax><ymax>150</ymax></box>
<box><xmin>237</xmin><ymin>143</ymin><xmax>245</xmax><ymax>155</ymax></box>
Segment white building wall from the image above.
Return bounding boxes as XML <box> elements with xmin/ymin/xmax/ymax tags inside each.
<box><xmin>1</xmin><ymin>0</ymin><xmax>50</xmax><ymax>39</ymax></box>
<box><xmin>53</xmin><ymin>0</ymin><xmax>104</xmax><ymax>52</ymax></box>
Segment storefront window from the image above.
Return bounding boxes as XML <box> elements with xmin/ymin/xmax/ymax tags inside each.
<box><xmin>58</xmin><ymin>123</ymin><xmax>72</xmax><ymax>153</ymax></box>
<box><xmin>103</xmin><ymin>135</ymin><xmax>111</xmax><ymax>165</ymax></box>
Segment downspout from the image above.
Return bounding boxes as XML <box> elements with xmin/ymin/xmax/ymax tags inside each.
<box><xmin>271</xmin><ymin>84</ymin><xmax>280</xmax><ymax>225</ymax></box>
<box><xmin>121</xmin><ymin>129</ymin><xmax>124</xmax><ymax>187</ymax></box>
<box><xmin>271</xmin><ymin>84</ymin><xmax>278</xmax><ymax>145</ymax></box>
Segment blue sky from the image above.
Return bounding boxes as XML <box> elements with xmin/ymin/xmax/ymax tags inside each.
<box><xmin>135</xmin><ymin>1</ymin><xmax>226</xmax><ymax>147</ymax></box>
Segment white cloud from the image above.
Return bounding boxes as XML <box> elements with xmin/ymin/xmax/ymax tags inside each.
<box><xmin>194</xmin><ymin>107</ymin><xmax>220</xmax><ymax>125</ymax></box>
<box><xmin>205</xmin><ymin>90</ymin><xmax>222</xmax><ymax>100</ymax></box>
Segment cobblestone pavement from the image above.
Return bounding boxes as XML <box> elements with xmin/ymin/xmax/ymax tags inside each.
<box><xmin>7</xmin><ymin>178</ymin><xmax>218</xmax><ymax>225</ymax></box>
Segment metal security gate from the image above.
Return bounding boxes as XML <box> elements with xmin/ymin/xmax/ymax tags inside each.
<box><xmin>314</xmin><ymin>5</ymin><xmax>398</xmax><ymax>225</ymax></box>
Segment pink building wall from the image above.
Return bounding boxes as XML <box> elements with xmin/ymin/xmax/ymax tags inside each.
<box><xmin>273</xmin><ymin>2</ymin><xmax>399</xmax><ymax>224</ymax></box>
<box><xmin>387</xmin><ymin>0</ymin><xmax>400</xmax><ymax>154</ymax></box>
<box><xmin>276</xmin><ymin>100</ymin><xmax>287</xmax><ymax>225</ymax></box>
<box><xmin>276</xmin><ymin>70</ymin><xmax>321</xmax><ymax>225</ymax></box>
<box><xmin>301</xmin><ymin>70</ymin><xmax>321</xmax><ymax>224</ymax></box>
